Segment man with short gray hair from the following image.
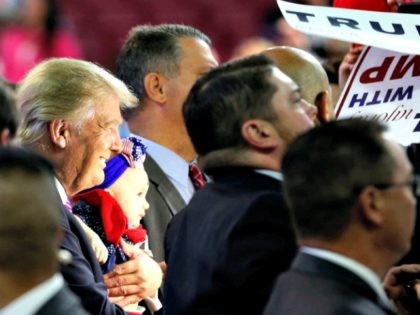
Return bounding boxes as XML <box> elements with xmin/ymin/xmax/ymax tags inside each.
<box><xmin>117</xmin><ymin>24</ymin><xmax>218</xmax><ymax>261</ymax></box>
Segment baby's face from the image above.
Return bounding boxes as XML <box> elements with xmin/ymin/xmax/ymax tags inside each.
<box><xmin>109</xmin><ymin>167</ymin><xmax>150</xmax><ymax>228</ymax></box>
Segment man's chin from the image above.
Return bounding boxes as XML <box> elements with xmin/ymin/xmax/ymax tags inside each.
<box><xmin>85</xmin><ymin>174</ymin><xmax>105</xmax><ymax>191</ymax></box>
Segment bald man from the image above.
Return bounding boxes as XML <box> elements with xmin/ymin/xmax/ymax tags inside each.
<box><xmin>261</xmin><ymin>46</ymin><xmax>333</xmax><ymax>124</ymax></box>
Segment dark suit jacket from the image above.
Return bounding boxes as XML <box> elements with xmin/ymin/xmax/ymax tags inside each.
<box><xmin>35</xmin><ymin>285</ymin><xmax>89</xmax><ymax>315</ymax></box>
<box><xmin>264</xmin><ymin>252</ymin><xmax>396</xmax><ymax>315</ymax></box>
<box><xmin>399</xmin><ymin>143</ymin><xmax>420</xmax><ymax>264</ymax></box>
<box><xmin>143</xmin><ymin>154</ymin><xmax>186</xmax><ymax>261</ymax></box>
<box><xmin>164</xmin><ymin>167</ymin><xmax>297</xmax><ymax>315</ymax></box>
<box><xmin>60</xmin><ymin>207</ymin><xmax>127</xmax><ymax>315</ymax></box>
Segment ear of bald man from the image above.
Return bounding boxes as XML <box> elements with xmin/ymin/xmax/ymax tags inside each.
<box><xmin>315</xmin><ymin>91</ymin><xmax>333</xmax><ymax>124</ymax></box>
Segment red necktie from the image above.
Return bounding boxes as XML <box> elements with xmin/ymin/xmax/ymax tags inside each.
<box><xmin>188</xmin><ymin>162</ymin><xmax>206</xmax><ymax>190</ymax></box>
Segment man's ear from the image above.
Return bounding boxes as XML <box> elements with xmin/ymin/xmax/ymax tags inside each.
<box><xmin>143</xmin><ymin>72</ymin><xmax>167</xmax><ymax>104</ymax></box>
<box><xmin>357</xmin><ymin>186</ymin><xmax>384</xmax><ymax>228</ymax></box>
<box><xmin>49</xmin><ymin>120</ymin><xmax>70</xmax><ymax>149</ymax></box>
<box><xmin>241</xmin><ymin>119</ymin><xmax>279</xmax><ymax>149</ymax></box>
<box><xmin>315</xmin><ymin>91</ymin><xmax>333</xmax><ymax>124</ymax></box>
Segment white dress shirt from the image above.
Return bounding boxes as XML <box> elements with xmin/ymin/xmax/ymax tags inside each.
<box><xmin>0</xmin><ymin>273</ymin><xmax>64</xmax><ymax>315</ymax></box>
<box><xmin>135</xmin><ymin>136</ymin><xmax>195</xmax><ymax>203</ymax></box>
<box><xmin>55</xmin><ymin>178</ymin><xmax>68</xmax><ymax>205</ymax></box>
<box><xmin>254</xmin><ymin>169</ymin><xmax>283</xmax><ymax>181</ymax></box>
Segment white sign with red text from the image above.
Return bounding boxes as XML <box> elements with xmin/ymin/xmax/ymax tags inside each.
<box><xmin>335</xmin><ymin>46</ymin><xmax>420</xmax><ymax>145</ymax></box>
<box><xmin>276</xmin><ymin>0</ymin><xmax>420</xmax><ymax>54</ymax></box>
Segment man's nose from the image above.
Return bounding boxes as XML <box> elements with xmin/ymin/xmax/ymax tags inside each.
<box><xmin>110</xmin><ymin>128</ymin><xmax>123</xmax><ymax>153</ymax></box>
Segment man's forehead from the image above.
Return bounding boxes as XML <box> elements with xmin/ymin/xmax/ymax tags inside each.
<box><xmin>270</xmin><ymin>67</ymin><xmax>298</xmax><ymax>94</ymax></box>
<box><xmin>271</xmin><ymin>67</ymin><xmax>295</xmax><ymax>86</ymax></box>
<box><xmin>178</xmin><ymin>37</ymin><xmax>218</xmax><ymax>66</ymax></box>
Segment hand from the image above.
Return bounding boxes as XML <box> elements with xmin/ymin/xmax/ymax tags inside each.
<box><xmin>338</xmin><ymin>45</ymin><xmax>364</xmax><ymax>93</ymax></box>
<box><xmin>387</xmin><ymin>0</ymin><xmax>406</xmax><ymax>12</ymax></box>
<box><xmin>383</xmin><ymin>264</ymin><xmax>420</xmax><ymax>315</ymax></box>
<box><xmin>103</xmin><ymin>253</ymin><xmax>163</xmax><ymax>307</ymax></box>
<box><xmin>88</xmin><ymin>231</ymin><xmax>109</xmax><ymax>264</ymax></box>
<box><xmin>159</xmin><ymin>261</ymin><xmax>167</xmax><ymax>278</ymax></box>
<box><xmin>120</xmin><ymin>238</ymin><xmax>142</xmax><ymax>259</ymax></box>
<box><xmin>75</xmin><ymin>215</ymin><xmax>108</xmax><ymax>264</ymax></box>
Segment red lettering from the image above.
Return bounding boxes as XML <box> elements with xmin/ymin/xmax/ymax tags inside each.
<box><xmin>360</xmin><ymin>57</ymin><xmax>394</xmax><ymax>83</ymax></box>
<box><xmin>390</xmin><ymin>55</ymin><xmax>420</xmax><ymax>80</ymax></box>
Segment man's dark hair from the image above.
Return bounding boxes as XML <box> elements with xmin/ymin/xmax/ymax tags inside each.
<box><xmin>116</xmin><ymin>24</ymin><xmax>211</xmax><ymax>119</ymax></box>
<box><xmin>0</xmin><ymin>147</ymin><xmax>60</xmax><ymax>278</ymax></box>
<box><xmin>0</xmin><ymin>79</ymin><xmax>18</xmax><ymax>139</ymax></box>
<box><xmin>183</xmin><ymin>55</ymin><xmax>278</xmax><ymax>156</ymax></box>
<box><xmin>282</xmin><ymin>118</ymin><xmax>395</xmax><ymax>240</ymax></box>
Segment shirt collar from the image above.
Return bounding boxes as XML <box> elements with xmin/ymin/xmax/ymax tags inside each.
<box><xmin>55</xmin><ymin>178</ymin><xmax>68</xmax><ymax>205</ymax></box>
<box><xmin>254</xmin><ymin>169</ymin><xmax>283</xmax><ymax>181</ymax></box>
<box><xmin>134</xmin><ymin>135</ymin><xmax>195</xmax><ymax>203</ymax></box>
<box><xmin>0</xmin><ymin>273</ymin><xmax>64</xmax><ymax>315</ymax></box>
<box><xmin>134</xmin><ymin>136</ymin><xmax>191</xmax><ymax>188</ymax></box>
<box><xmin>301</xmin><ymin>247</ymin><xmax>393</xmax><ymax>309</ymax></box>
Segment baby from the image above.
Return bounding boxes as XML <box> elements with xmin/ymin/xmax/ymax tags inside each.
<box><xmin>72</xmin><ymin>136</ymin><xmax>161</xmax><ymax>314</ymax></box>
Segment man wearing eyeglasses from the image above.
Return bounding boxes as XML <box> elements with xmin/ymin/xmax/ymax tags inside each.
<box><xmin>264</xmin><ymin>118</ymin><xmax>416</xmax><ymax>315</ymax></box>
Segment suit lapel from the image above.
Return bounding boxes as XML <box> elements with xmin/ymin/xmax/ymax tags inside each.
<box><xmin>144</xmin><ymin>154</ymin><xmax>186</xmax><ymax>215</ymax></box>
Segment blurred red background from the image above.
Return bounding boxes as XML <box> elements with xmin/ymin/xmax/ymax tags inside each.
<box><xmin>61</xmin><ymin>0</ymin><xmax>276</xmax><ymax>70</ymax></box>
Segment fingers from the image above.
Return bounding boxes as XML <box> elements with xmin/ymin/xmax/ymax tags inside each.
<box><xmin>94</xmin><ymin>242</ymin><xmax>108</xmax><ymax>264</ymax></box>
<box><xmin>104</xmin><ymin>270</ymin><xmax>144</xmax><ymax>290</ymax></box>
<box><xmin>392</xmin><ymin>264</ymin><xmax>420</xmax><ymax>275</ymax></box>
<box><xmin>103</xmin><ymin>255</ymin><xmax>163</xmax><ymax>301</ymax></box>
<box><xmin>383</xmin><ymin>264</ymin><xmax>420</xmax><ymax>300</ymax></box>
<box><xmin>414</xmin><ymin>282</ymin><xmax>420</xmax><ymax>300</ymax></box>
<box><xmin>113</xmin><ymin>294</ymin><xmax>144</xmax><ymax>308</ymax></box>
<box><xmin>120</xmin><ymin>238</ymin><xmax>142</xmax><ymax>259</ymax></box>
<box><xmin>109</xmin><ymin>295</ymin><xmax>125</xmax><ymax>303</ymax></box>
<box><xmin>159</xmin><ymin>261</ymin><xmax>167</xmax><ymax>277</ymax></box>
<box><xmin>107</xmin><ymin>283</ymin><xmax>148</xmax><ymax>299</ymax></box>
<box><xmin>104</xmin><ymin>258</ymin><xmax>137</xmax><ymax>279</ymax></box>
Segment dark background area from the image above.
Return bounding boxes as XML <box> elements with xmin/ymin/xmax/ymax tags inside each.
<box><xmin>61</xmin><ymin>0</ymin><xmax>277</xmax><ymax>71</ymax></box>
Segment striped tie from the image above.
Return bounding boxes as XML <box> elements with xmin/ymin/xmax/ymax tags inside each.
<box><xmin>188</xmin><ymin>162</ymin><xmax>206</xmax><ymax>191</ymax></box>
<box><xmin>64</xmin><ymin>198</ymin><xmax>72</xmax><ymax>212</ymax></box>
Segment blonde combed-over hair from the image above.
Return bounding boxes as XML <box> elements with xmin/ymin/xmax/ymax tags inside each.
<box><xmin>17</xmin><ymin>58</ymin><xmax>138</xmax><ymax>145</ymax></box>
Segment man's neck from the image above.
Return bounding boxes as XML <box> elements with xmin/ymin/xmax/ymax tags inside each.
<box><xmin>299</xmin><ymin>236</ymin><xmax>393</xmax><ymax>279</ymax></box>
<box><xmin>200</xmin><ymin>148</ymin><xmax>281</xmax><ymax>172</ymax></box>
<box><xmin>128</xmin><ymin>119</ymin><xmax>195</xmax><ymax>162</ymax></box>
<box><xmin>0</xmin><ymin>273</ymin><xmax>51</xmax><ymax>308</ymax></box>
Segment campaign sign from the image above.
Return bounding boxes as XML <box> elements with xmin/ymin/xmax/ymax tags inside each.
<box><xmin>276</xmin><ymin>0</ymin><xmax>420</xmax><ymax>54</ymax></box>
<box><xmin>336</xmin><ymin>46</ymin><xmax>420</xmax><ymax>145</ymax></box>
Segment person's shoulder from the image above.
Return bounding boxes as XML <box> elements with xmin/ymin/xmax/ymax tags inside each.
<box><xmin>35</xmin><ymin>284</ymin><xmax>89</xmax><ymax>315</ymax></box>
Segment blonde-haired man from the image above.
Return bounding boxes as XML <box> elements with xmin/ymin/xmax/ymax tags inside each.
<box><xmin>17</xmin><ymin>58</ymin><xmax>162</xmax><ymax>315</ymax></box>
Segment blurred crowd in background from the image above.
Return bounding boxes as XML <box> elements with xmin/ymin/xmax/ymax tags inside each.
<box><xmin>0</xmin><ymin>0</ymin><xmax>346</xmax><ymax>84</ymax></box>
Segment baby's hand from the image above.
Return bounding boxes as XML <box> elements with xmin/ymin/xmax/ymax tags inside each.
<box><xmin>88</xmin><ymin>231</ymin><xmax>109</xmax><ymax>264</ymax></box>
<box><xmin>75</xmin><ymin>215</ymin><xmax>109</xmax><ymax>263</ymax></box>
<box><xmin>120</xmin><ymin>238</ymin><xmax>143</xmax><ymax>259</ymax></box>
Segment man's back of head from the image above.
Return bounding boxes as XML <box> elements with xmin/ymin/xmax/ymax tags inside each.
<box><xmin>0</xmin><ymin>147</ymin><xmax>61</xmax><ymax>304</ymax></box>
<box><xmin>183</xmin><ymin>54</ymin><xmax>315</xmax><ymax>172</ymax></box>
<box><xmin>283</xmin><ymin>118</ymin><xmax>416</xmax><ymax>274</ymax></box>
